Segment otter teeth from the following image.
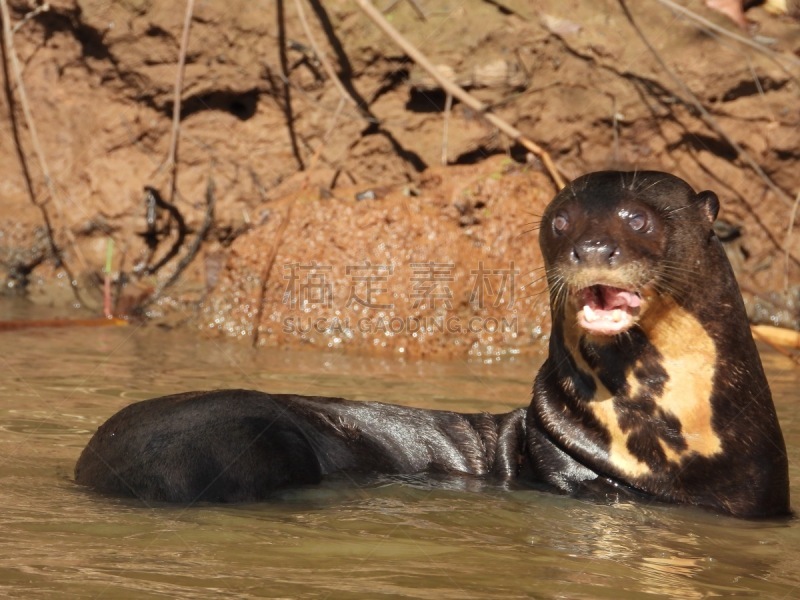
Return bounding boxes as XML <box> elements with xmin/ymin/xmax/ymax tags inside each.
<box><xmin>582</xmin><ymin>305</ymin><xmax>625</xmax><ymax>324</ymax></box>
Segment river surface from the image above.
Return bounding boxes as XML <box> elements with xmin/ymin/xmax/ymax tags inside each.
<box><xmin>1</xmin><ymin>299</ymin><xmax>799</xmax><ymax>599</ymax></box>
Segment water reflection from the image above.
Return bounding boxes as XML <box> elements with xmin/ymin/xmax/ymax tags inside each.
<box><xmin>1</xmin><ymin>299</ymin><xmax>799</xmax><ymax>598</ymax></box>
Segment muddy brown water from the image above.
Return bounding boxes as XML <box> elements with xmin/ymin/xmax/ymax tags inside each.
<box><xmin>1</xmin><ymin>299</ymin><xmax>799</xmax><ymax>599</ymax></box>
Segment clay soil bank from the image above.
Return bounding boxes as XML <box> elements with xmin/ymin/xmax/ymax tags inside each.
<box><xmin>1</xmin><ymin>0</ymin><xmax>798</xmax><ymax>357</ymax></box>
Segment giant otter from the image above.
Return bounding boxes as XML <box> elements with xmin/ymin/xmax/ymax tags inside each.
<box><xmin>75</xmin><ymin>171</ymin><xmax>790</xmax><ymax>518</ymax></box>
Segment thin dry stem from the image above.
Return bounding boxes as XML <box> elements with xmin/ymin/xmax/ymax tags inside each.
<box><xmin>441</xmin><ymin>92</ymin><xmax>452</xmax><ymax>166</ymax></box>
<box><xmin>382</xmin><ymin>0</ymin><xmax>426</xmax><ymax>19</ymax></box>
<box><xmin>166</xmin><ymin>0</ymin><xmax>195</xmax><ymax>203</ymax></box>
<box><xmin>304</xmin><ymin>96</ymin><xmax>346</xmax><ymax>179</ymax></box>
<box><xmin>293</xmin><ymin>0</ymin><xmax>369</xmax><ymax>121</ymax></box>
<box><xmin>138</xmin><ymin>177</ymin><xmax>215</xmax><ymax>312</ymax></box>
<box><xmin>11</xmin><ymin>2</ymin><xmax>49</xmax><ymax>34</ymax></box>
<box><xmin>252</xmin><ymin>206</ymin><xmax>294</xmax><ymax>348</ymax></box>
<box><xmin>785</xmin><ymin>189</ymin><xmax>800</xmax><ymax>292</ymax></box>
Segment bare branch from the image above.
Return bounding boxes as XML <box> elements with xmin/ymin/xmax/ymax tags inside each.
<box><xmin>166</xmin><ymin>0</ymin><xmax>196</xmax><ymax>204</ymax></box>
<box><xmin>12</xmin><ymin>2</ymin><xmax>49</xmax><ymax>34</ymax></box>
<box><xmin>143</xmin><ymin>176</ymin><xmax>216</xmax><ymax>307</ymax></box>
<box><xmin>293</xmin><ymin>0</ymin><xmax>370</xmax><ymax>120</ymax></box>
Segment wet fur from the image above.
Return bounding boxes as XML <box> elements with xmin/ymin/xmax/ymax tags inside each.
<box><xmin>75</xmin><ymin>171</ymin><xmax>790</xmax><ymax>518</ymax></box>
<box><xmin>532</xmin><ymin>170</ymin><xmax>789</xmax><ymax>517</ymax></box>
<box><xmin>75</xmin><ymin>390</ymin><xmax>528</xmax><ymax>503</ymax></box>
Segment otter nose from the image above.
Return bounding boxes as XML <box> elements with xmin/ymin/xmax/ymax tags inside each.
<box><xmin>570</xmin><ymin>239</ymin><xmax>619</xmax><ymax>266</ymax></box>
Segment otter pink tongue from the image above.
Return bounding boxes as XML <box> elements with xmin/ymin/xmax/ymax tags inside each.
<box><xmin>602</xmin><ymin>286</ymin><xmax>641</xmax><ymax>310</ymax></box>
<box><xmin>578</xmin><ymin>285</ymin><xmax>641</xmax><ymax>335</ymax></box>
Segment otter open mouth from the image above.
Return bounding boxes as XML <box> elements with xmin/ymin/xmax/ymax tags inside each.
<box><xmin>577</xmin><ymin>285</ymin><xmax>642</xmax><ymax>335</ymax></box>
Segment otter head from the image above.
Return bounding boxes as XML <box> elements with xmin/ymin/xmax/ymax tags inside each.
<box><xmin>539</xmin><ymin>171</ymin><xmax>719</xmax><ymax>339</ymax></box>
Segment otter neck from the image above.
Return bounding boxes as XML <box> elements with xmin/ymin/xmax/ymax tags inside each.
<box><xmin>550</xmin><ymin>297</ymin><xmax>724</xmax><ymax>480</ymax></box>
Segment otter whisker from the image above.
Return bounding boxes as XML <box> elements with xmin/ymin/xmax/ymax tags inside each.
<box><xmin>632</xmin><ymin>177</ymin><xmax>668</xmax><ymax>195</ymax></box>
<box><xmin>521</xmin><ymin>274</ymin><xmax>549</xmax><ymax>290</ymax></box>
<box><xmin>516</xmin><ymin>287</ymin><xmax>552</xmax><ymax>302</ymax></box>
<box><xmin>516</xmin><ymin>226</ymin><xmax>542</xmax><ymax>238</ymax></box>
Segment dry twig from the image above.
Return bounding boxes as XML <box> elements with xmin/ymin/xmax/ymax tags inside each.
<box><xmin>166</xmin><ymin>0</ymin><xmax>195</xmax><ymax>204</ymax></box>
<box><xmin>304</xmin><ymin>96</ymin><xmax>347</xmax><ymax>178</ymax></box>
<box><xmin>785</xmin><ymin>189</ymin><xmax>800</xmax><ymax>292</ymax></box>
<box><xmin>11</xmin><ymin>2</ymin><xmax>49</xmax><ymax>34</ymax></box>
<box><xmin>276</xmin><ymin>0</ymin><xmax>305</xmax><ymax>170</ymax></box>
<box><xmin>383</xmin><ymin>0</ymin><xmax>426</xmax><ymax>21</ymax></box>
<box><xmin>353</xmin><ymin>0</ymin><xmax>566</xmax><ymax>190</ymax></box>
<box><xmin>252</xmin><ymin>206</ymin><xmax>294</xmax><ymax>348</ymax></box>
<box><xmin>441</xmin><ymin>92</ymin><xmax>452</xmax><ymax>166</ymax></box>
<box><xmin>293</xmin><ymin>0</ymin><xmax>370</xmax><ymax>120</ymax></box>
<box><xmin>143</xmin><ymin>176</ymin><xmax>216</xmax><ymax>307</ymax></box>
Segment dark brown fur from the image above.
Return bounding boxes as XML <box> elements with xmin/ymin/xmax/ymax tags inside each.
<box><xmin>75</xmin><ymin>171</ymin><xmax>790</xmax><ymax>518</ymax></box>
<box><xmin>530</xmin><ymin>171</ymin><xmax>789</xmax><ymax>518</ymax></box>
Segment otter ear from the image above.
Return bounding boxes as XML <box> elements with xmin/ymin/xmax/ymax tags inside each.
<box><xmin>694</xmin><ymin>191</ymin><xmax>719</xmax><ymax>225</ymax></box>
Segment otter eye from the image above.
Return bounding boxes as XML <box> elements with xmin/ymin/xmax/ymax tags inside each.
<box><xmin>629</xmin><ymin>214</ymin><xmax>647</xmax><ymax>232</ymax></box>
<box><xmin>553</xmin><ymin>213</ymin><xmax>569</xmax><ymax>234</ymax></box>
